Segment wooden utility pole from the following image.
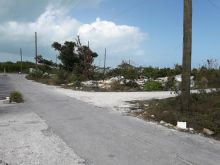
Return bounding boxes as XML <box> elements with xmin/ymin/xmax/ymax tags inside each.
<box><xmin>103</xmin><ymin>48</ymin><xmax>106</xmax><ymax>76</ymax></box>
<box><xmin>181</xmin><ymin>0</ymin><xmax>192</xmax><ymax>111</ymax></box>
<box><xmin>76</xmin><ymin>35</ymin><xmax>81</xmax><ymax>46</ymax></box>
<box><xmin>56</xmin><ymin>54</ymin><xmax>58</xmax><ymax>68</ymax></box>
<box><xmin>20</xmin><ymin>48</ymin><xmax>23</xmax><ymax>73</ymax></box>
<box><xmin>35</xmin><ymin>32</ymin><xmax>38</xmax><ymax>69</ymax></box>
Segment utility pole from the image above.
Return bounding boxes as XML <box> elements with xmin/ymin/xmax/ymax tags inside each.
<box><xmin>56</xmin><ymin>54</ymin><xmax>58</xmax><ymax>68</ymax></box>
<box><xmin>20</xmin><ymin>48</ymin><xmax>23</xmax><ymax>74</ymax></box>
<box><xmin>88</xmin><ymin>41</ymin><xmax>90</xmax><ymax>48</ymax></box>
<box><xmin>76</xmin><ymin>35</ymin><xmax>81</xmax><ymax>46</ymax></box>
<box><xmin>181</xmin><ymin>0</ymin><xmax>192</xmax><ymax>112</ymax></box>
<box><xmin>35</xmin><ymin>32</ymin><xmax>38</xmax><ymax>69</ymax></box>
<box><xmin>103</xmin><ymin>48</ymin><xmax>106</xmax><ymax>76</ymax></box>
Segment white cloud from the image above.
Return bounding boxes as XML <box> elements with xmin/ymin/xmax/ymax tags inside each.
<box><xmin>33</xmin><ymin>7</ymin><xmax>81</xmax><ymax>43</ymax></box>
<box><xmin>0</xmin><ymin>7</ymin><xmax>81</xmax><ymax>46</ymax></box>
<box><xmin>0</xmin><ymin>6</ymin><xmax>147</xmax><ymax>66</ymax></box>
<box><xmin>78</xmin><ymin>18</ymin><xmax>147</xmax><ymax>56</ymax></box>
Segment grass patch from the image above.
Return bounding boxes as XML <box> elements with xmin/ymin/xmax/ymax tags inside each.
<box><xmin>10</xmin><ymin>91</ymin><xmax>24</xmax><ymax>103</ymax></box>
<box><xmin>133</xmin><ymin>91</ymin><xmax>220</xmax><ymax>139</ymax></box>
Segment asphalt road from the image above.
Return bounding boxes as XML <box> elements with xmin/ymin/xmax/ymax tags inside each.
<box><xmin>6</xmin><ymin>74</ymin><xmax>220</xmax><ymax>165</ymax></box>
<box><xmin>0</xmin><ymin>74</ymin><xmax>14</xmax><ymax>99</ymax></box>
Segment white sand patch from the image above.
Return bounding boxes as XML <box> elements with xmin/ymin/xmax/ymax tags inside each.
<box><xmin>0</xmin><ymin>108</ymin><xmax>85</xmax><ymax>165</ymax></box>
<box><xmin>55</xmin><ymin>88</ymin><xmax>176</xmax><ymax>112</ymax></box>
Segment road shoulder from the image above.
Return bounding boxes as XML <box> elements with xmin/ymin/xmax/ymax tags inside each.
<box><xmin>0</xmin><ymin>104</ymin><xmax>85</xmax><ymax>165</ymax></box>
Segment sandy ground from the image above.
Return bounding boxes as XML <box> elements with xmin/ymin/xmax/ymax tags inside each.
<box><xmin>0</xmin><ymin>104</ymin><xmax>85</xmax><ymax>165</ymax></box>
<box><xmin>55</xmin><ymin>88</ymin><xmax>176</xmax><ymax>113</ymax></box>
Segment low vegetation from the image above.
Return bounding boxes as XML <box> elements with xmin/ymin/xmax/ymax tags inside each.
<box><xmin>25</xmin><ymin>58</ymin><xmax>220</xmax><ymax>93</ymax></box>
<box><xmin>10</xmin><ymin>91</ymin><xmax>24</xmax><ymax>103</ymax></box>
<box><xmin>143</xmin><ymin>80</ymin><xmax>163</xmax><ymax>91</ymax></box>
<box><xmin>132</xmin><ymin>90</ymin><xmax>220</xmax><ymax>139</ymax></box>
<box><xmin>109</xmin><ymin>81</ymin><xmax>141</xmax><ymax>92</ymax></box>
<box><xmin>0</xmin><ymin>61</ymin><xmax>35</xmax><ymax>73</ymax></box>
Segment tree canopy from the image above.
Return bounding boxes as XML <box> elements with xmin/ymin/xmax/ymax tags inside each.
<box><xmin>35</xmin><ymin>55</ymin><xmax>55</xmax><ymax>66</ymax></box>
<box><xmin>52</xmin><ymin>36</ymin><xmax>98</xmax><ymax>79</ymax></box>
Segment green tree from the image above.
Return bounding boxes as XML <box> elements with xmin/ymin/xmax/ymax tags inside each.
<box><xmin>35</xmin><ymin>55</ymin><xmax>54</xmax><ymax>66</ymax></box>
<box><xmin>52</xmin><ymin>36</ymin><xmax>98</xmax><ymax>79</ymax></box>
<box><xmin>76</xmin><ymin>37</ymin><xmax>98</xmax><ymax>79</ymax></box>
<box><xmin>52</xmin><ymin>41</ymin><xmax>79</xmax><ymax>71</ymax></box>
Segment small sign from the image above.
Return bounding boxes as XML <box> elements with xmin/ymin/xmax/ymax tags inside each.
<box><xmin>177</xmin><ymin>122</ymin><xmax>187</xmax><ymax>129</ymax></box>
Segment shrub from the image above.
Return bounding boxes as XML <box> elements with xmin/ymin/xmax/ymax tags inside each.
<box><xmin>194</xmin><ymin>59</ymin><xmax>220</xmax><ymax>88</ymax></box>
<box><xmin>50</xmin><ymin>70</ymin><xmax>87</xmax><ymax>86</ymax></box>
<box><xmin>28</xmin><ymin>69</ymin><xmax>44</xmax><ymax>79</ymax></box>
<box><xmin>10</xmin><ymin>91</ymin><xmax>24</xmax><ymax>103</ymax></box>
<box><xmin>143</xmin><ymin>80</ymin><xmax>163</xmax><ymax>91</ymax></box>
<box><xmin>53</xmin><ymin>70</ymin><xmax>70</xmax><ymax>84</ymax></box>
<box><xmin>164</xmin><ymin>76</ymin><xmax>175</xmax><ymax>90</ymax></box>
<box><xmin>110</xmin><ymin>81</ymin><xmax>124</xmax><ymax>91</ymax></box>
<box><xmin>124</xmin><ymin>80</ymin><xmax>140</xmax><ymax>89</ymax></box>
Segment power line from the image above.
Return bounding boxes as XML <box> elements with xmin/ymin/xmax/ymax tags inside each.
<box><xmin>109</xmin><ymin>0</ymin><xmax>146</xmax><ymax>21</ymax></box>
<box><xmin>103</xmin><ymin>48</ymin><xmax>106</xmax><ymax>76</ymax></box>
<box><xmin>66</xmin><ymin>0</ymin><xmax>81</xmax><ymax>11</ymax></box>
<box><xmin>206</xmin><ymin>0</ymin><xmax>220</xmax><ymax>10</ymax></box>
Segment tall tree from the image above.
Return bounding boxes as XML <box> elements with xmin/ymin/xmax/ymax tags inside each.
<box><xmin>52</xmin><ymin>36</ymin><xmax>98</xmax><ymax>79</ymax></box>
<box><xmin>75</xmin><ymin>36</ymin><xmax>98</xmax><ymax>78</ymax></box>
<box><xmin>181</xmin><ymin>0</ymin><xmax>192</xmax><ymax>111</ymax></box>
<box><xmin>52</xmin><ymin>41</ymin><xmax>79</xmax><ymax>71</ymax></box>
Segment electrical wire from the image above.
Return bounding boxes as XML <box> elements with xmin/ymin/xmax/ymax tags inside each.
<box><xmin>109</xmin><ymin>0</ymin><xmax>147</xmax><ymax>21</ymax></box>
<box><xmin>206</xmin><ymin>0</ymin><xmax>220</xmax><ymax>10</ymax></box>
<box><xmin>68</xmin><ymin>0</ymin><xmax>81</xmax><ymax>10</ymax></box>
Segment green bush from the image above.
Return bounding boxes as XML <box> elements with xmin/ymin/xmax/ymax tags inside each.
<box><xmin>0</xmin><ymin>61</ymin><xmax>35</xmax><ymax>73</ymax></box>
<box><xmin>28</xmin><ymin>69</ymin><xmax>44</xmax><ymax>79</ymax></box>
<box><xmin>53</xmin><ymin>70</ymin><xmax>70</xmax><ymax>85</ymax></box>
<box><xmin>164</xmin><ymin>77</ymin><xmax>174</xmax><ymax>90</ymax></box>
<box><xmin>51</xmin><ymin>70</ymin><xmax>87</xmax><ymax>86</ymax></box>
<box><xmin>193</xmin><ymin>59</ymin><xmax>220</xmax><ymax>88</ymax></box>
<box><xmin>143</xmin><ymin>80</ymin><xmax>163</xmax><ymax>91</ymax></box>
<box><xmin>124</xmin><ymin>80</ymin><xmax>139</xmax><ymax>88</ymax></box>
<box><xmin>110</xmin><ymin>81</ymin><xmax>125</xmax><ymax>91</ymax></box>
<box><xmin>10</xmin><ymin>91</ymin><xmax>24</xmax><ymax>103</ymax></box>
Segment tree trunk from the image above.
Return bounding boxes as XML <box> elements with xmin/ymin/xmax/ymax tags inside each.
<box><xmin>181</xmin><ymin>0</ymin><xmax>192</xmax><ymax>111</ymax></box>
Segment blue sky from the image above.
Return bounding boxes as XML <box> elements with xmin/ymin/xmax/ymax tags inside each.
<box><xmin>0</xmin><ymin>0</ymin><xmax>220</xmax><ymax>68</ymax></box>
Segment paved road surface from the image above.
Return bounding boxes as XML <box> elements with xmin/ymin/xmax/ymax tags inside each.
<box><xmin>5</xmin><ymin>74</ymin><xmax>220</xmax><ymax>165</ymax></box>
<box><xmin>0</xmin><ymin>74</ymin><xmax>14</xmax><ymax>99</ymax></box>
